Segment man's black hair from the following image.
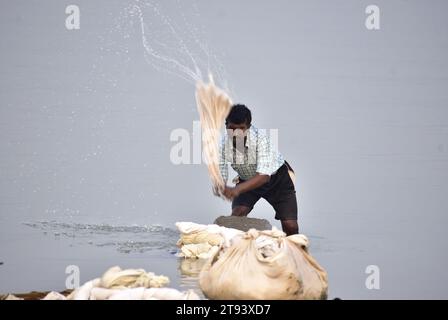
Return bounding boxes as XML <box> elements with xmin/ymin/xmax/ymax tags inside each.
<box><xmin>225</xmin><ymin>104</ymin><xmax>252</xmax><ymax>126</ymax></box>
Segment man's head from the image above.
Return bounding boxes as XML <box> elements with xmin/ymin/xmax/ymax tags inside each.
<box><xmin>225</xmin><ymin>104</ymin><xmax>252</xmax><ymax>133</ymax></box>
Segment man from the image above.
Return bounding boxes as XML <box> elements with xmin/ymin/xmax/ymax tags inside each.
<box><xmin>218</xmin><ymin>104</ymin><xmax>299</xmax><ymax>235</ymax></box>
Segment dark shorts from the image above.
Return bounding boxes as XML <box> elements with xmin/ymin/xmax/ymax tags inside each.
<box><xmin>232</xmin><ymin>161</ymin><xmax>298</xmax><ymax>221</ymax></box>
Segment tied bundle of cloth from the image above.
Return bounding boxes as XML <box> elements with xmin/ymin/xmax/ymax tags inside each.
<box><xmin>175</xmin><ymin>222</ymin><xmax>328</xmax><ymax>299</ymax></box>
<box><xmin>176</xmin><ymin>221</ymin><xmax>243</xmax><ymax>259</ymax></box>
<box><xmin>37</xmin><ymin>266</ymin><xmax>199</xmax><ymax>300</ymax></box>
<box><xmin>197</xmin><ymin>228</ymin><xmax>329</xmax><ymax>300</ymax></box>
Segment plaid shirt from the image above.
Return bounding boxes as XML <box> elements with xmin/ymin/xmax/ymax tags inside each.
<box><xmin>219</xmin><ymin>125</ymin><xmax>285</xmax><ymax>183</ymax></box>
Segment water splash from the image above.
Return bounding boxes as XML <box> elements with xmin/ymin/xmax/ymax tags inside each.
<box><xmin>121</xmin><ymin>0</ymin><xmax>233</xmax><ymax>95</ymax></box>
<box><xmin>24</xmin><ymin>221</ymin><xmax>179</xmax><ymax>254</ymax></box>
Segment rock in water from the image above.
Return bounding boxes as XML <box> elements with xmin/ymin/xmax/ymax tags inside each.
<box><xmin>213</xmin><ymin>216</ymin><xmax>272</xmax><ymax>232</ymax></box>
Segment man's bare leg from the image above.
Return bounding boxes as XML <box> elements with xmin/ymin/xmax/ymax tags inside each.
<box><xmin>231</xmin><ymin>205</ymin><xmax>252</xmax><ymax>217</ymax></box>
<box><xmin>281</xmin><ymin>219</ymin><xmax>299</xmax><ymax>235</ymax></box>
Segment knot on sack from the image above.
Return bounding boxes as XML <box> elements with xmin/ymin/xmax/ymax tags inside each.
<box><xmin>264</xmin><ymin>227</ymin><xmax>287</xmax><ymax>239</ymax></box>
<box><xmin>244</xmin><ymin>227</ymin><xmax>286</xmax><ymax>240</ymax></box>
<box><xmin>244</xmin><ymin>228</ymin><xmax>260</xmax><ymax>239</ymax></box>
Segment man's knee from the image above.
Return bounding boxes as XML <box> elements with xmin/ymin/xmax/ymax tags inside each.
<box><xmin>231</xmin><ymin>205</ymin><xmax>252</xmax><ymax>217</ymax></box>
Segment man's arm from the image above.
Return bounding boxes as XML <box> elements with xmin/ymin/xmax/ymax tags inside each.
<box><xmin>223</xmin><ymin>173</ymin><xmax>270</xmax><ymax>200</ymax></box>
<box><xmin>234</xmin><ymin>173</ymin><xmax>270</xmax><ymax>193</ymax></box>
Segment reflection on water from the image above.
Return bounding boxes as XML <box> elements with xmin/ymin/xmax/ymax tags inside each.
<box><xmin>177</xmin><ymin>257</ymin><xmax>208</xmax><ymax>299</ymax></box>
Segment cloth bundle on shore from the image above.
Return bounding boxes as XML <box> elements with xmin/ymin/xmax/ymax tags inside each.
<box><xmin>195</xmin><ymin>76</ymin><xmax>232</xmax><ymax>197</ymax></box>
<box><xmin>40</xmin><ymin>266</ymin><xmax>199</xmax><ymax>300</ymax></box>
<box><xmin>199</xmin><ymin>228</ymin><xmax>328</xmax><ymax>300</ymax></box>
<box><xmin>176</xmin><ymin>221</ymin><xmax>243</xmax><ymax>259</ymax></box>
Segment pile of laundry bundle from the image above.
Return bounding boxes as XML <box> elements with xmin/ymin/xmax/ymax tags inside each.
<box><xmin>175</xmin><ymin>221</ymin><xmax>244</xmax><ymax>259</ymax></box>
<box><xmin>199</xmin><ymin>228</ymin><xmax>328</xmax><ymax>300</ymax></box>
<box><xmin>176</xmin><ymin>221</ymin><xmax>328</xmax><ymax>300</ymax></box>
<box><xmin>40</xmin><ymin>266</ymin><xmax>199</xmax><ymax>300</ymax></box>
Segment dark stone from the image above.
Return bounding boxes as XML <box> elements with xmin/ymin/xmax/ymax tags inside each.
<box><xmin>213</xmin><ymin>215</ymin><xmax>272</xmax><ymax>232</ymax></box>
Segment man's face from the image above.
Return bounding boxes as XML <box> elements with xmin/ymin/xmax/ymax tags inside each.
<box><xmin>226</xmin><ymin>122</ymin><xmax>249</xmax><ymax>138</ymax></box>
<box><xmin>226</xmin><ymin>122</ymin><xmax>249</xmax><ymax>148</ymax></box>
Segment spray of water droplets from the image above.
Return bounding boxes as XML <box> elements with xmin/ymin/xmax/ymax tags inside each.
<box><xmin>118</xmin><ymin>0</ymin><xmax>233</xmax><ymax>95</ymax></box>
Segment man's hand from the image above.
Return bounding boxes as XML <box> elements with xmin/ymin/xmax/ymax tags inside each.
<box><xmin>220</xmin><ymin>174</ymin><xmax>270</xmax><ymax>200</ymax></box>
<box><xmin>223</xmin><ymin>186</ymin><xmax>240</xmax><ymax>201</ymax></box>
